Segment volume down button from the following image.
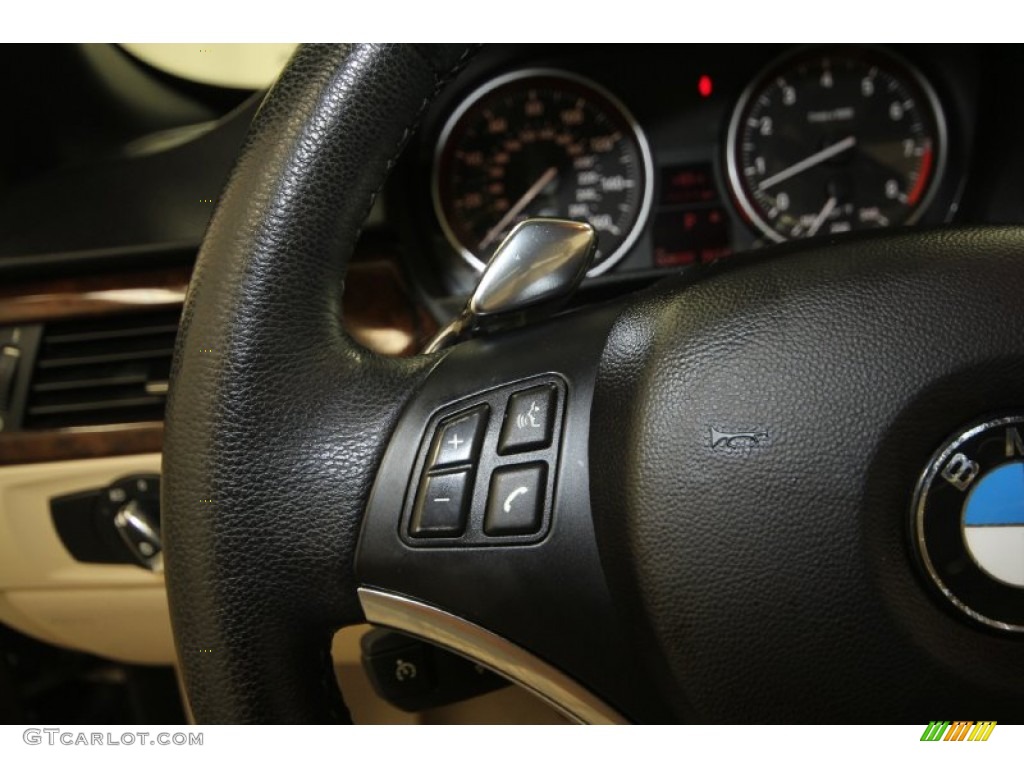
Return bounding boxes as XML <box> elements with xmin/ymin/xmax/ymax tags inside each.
<box><xmin>409</xmin><ymin>471</ymin><xmax>471</xmax><ymax>538</ymax></box>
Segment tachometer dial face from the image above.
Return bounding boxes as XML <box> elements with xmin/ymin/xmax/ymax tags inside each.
<box><xmin>726</xmin><ymin>48</ymin><xmax>946</xmax><ymax>242</ymax></box>
<box><xmin>433</xmin><ymin>70</ymin><xmax>653</xmax><ymax>276</ymax></box>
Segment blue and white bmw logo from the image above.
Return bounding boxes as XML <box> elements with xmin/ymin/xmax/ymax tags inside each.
<box><xmin>962</xmin><ymin>463</ymin><xmax>1024</xmax><ymax>588</ymax></box>
<box><xmin>913</xmin><ymin>415</ymin><xmax>1024</xmax><ymax>633</ymax></box>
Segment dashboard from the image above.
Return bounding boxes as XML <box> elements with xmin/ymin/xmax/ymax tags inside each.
<box><xmin>390</xmin><ymin>44</ymin><xmax>1003</xmax><ymax>310</ymax></box>
<box><xmin>0</xmin><ymin>43</ymin><xmax>1020</xmax><ymax>723</ymax></box>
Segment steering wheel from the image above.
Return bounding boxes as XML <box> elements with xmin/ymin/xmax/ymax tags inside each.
<box><xmin>163</xmin><ymin>44</ymin><xmax>1024</xmax><ymax>723</ymax></box>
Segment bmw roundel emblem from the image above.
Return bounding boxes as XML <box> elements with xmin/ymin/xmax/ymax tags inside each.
<box><xmin>913</xmin><ymin>415</ymin><xmax>1024</xmax><ymax>633</ymax></box>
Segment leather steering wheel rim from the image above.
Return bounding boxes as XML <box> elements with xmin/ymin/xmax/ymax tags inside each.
<box><xmin>165</xmin><ymin>43</ymin><xmax>1024</xmax><ymax>725</ymax></box>
<box><xmin>163</xmin><ymin>44</ymin><xmax>472</xmax><ymax>723</ymax></box>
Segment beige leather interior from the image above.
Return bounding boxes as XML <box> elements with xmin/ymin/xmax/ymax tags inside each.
<box><xmin>0</xmin><ymin>453</ymin><xmax>169</xmax><ymax>662</ymax></box>
<box><xmin>0</xmin><ymin>453</ymin><xmax>563</xmax><ymax>722</ymax></box>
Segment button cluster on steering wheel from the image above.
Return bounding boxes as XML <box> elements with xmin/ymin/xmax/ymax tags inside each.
<box><xmin>404</xmin><ymin>377</ymin><xmax>565</xmax><ymax>547</ymax></box>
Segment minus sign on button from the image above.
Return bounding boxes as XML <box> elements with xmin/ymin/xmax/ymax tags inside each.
<box><xmin>434</xmin><ymin>497</ymin><xmax>451</xmax><ymax>503</ymax></box>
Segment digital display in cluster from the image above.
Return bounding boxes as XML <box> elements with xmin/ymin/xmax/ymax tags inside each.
<box><xmin>652</xmin><ymin>163</ymin><xmax>731</xmax><ymax>267</ymax></box>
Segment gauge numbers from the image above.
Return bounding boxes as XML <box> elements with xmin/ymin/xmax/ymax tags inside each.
<box><xmin>726</xmin><ymin>48</ymin><xmax>946</xmax><ymax>242</ymax></box>
<box><xmin>433</xmin><ymin>70</ymin><xmax>653</xmax><ymax>276</ymax></box>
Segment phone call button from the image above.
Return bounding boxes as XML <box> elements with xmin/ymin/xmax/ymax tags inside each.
<box><xmin>484</xmin><ymin>463</ymin><xmax>547</xmax><ymax>536</ymax></box>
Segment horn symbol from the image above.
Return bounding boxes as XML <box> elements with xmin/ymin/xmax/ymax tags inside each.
<box><xmin>710</xmin><ymin>427</ymin><xmax>768</xmax><ymax>449</ymax></box>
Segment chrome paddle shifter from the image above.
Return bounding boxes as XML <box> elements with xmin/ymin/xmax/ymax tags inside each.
<box><xmin>424</xmin><ymin>218</ymin><xmax>597</xmax><ymax>353</ymax></box>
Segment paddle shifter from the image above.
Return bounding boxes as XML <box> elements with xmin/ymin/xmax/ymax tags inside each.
<box><xmin>424</xmin><ymin>218</ymin><xmax>597</xmax><ymax>353</ymax></box>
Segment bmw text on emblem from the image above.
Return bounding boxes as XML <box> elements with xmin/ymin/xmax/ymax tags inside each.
<box><xmin>913</xmin><ymin>415</ymin><xmax>1024</xmax><ymax>632</ymax></box>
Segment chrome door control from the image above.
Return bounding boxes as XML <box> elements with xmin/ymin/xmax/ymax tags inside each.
<box><xmin>113</xmin><ymin>499</ymin><xmax>163</xmax><ymax>571</ymax></box>
<box><xmin>51</xmin><ymin>474</ymin><xmax>163</xmax><ymax>569</ymax></box>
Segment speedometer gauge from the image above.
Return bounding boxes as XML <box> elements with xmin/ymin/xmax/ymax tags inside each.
<box><xmin>726</xmin><ymin>47</ymin><xmax>947</xmax><ymax>242</ymax></box>
<box><xmin>433</xmin><ymin>70</ymin><xmax>653</xmax><ymax>276</ymax></box>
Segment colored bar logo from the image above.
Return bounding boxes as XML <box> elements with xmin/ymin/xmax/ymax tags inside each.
<box><xmin>920</xmin><ymin>721</ymin><xmax>997</xmax><ymax>741</ymax></box>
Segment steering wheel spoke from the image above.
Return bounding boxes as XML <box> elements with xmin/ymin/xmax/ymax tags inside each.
<box><xmin>357</xmin><ymin>305</ymin><xmax>665</xmax><ymax>723</ymax></box>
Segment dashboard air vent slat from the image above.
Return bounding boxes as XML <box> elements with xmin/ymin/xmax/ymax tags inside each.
<box><xmin>24</xmin><ymin>309</ymin><xmax>180</xmax><ymax>430</ymax></box>
<box><xmin>31</xmin><ymin>371</ymin><xmax>151</xmax><ymax>393</ymax></box>
<box><xmin>36</xmin><ymin>347</ymin><xmax>175</xmax><ymax>370</ymax></box>
<box><xmin>28</xmin><ymin>395</ymin><xmax>167</xmax><ymax>417</ymax></box>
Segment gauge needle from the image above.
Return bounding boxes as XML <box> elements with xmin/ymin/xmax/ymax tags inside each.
<box><xmin>757</xmin><ymin>136</ymin><xmax>857</xmax><ymax>192</ymax></box>
<box><xmin>806</xmin><ymin>196</ymin><xmax>837</xmax><ymax>237</ymax></box>
<box><xmin>478</xmin><ymin>166</ymin><xmax>558</xmax><ymax>251</ymax></box>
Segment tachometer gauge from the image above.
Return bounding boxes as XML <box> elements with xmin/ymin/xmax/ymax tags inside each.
<box><xmin>725</xmin><ymin>47</ymin><xmax>947</xmax><ymax>242</ymax></box>
<box><xmin>433</xmin><ymin>70</ymin><xmax>653</xmax><ymax>276</ymax></box>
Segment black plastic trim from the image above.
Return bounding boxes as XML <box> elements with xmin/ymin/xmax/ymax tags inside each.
<box><xmin>0</xmin><ymin>243</ymin><xmax>197</xmax><ymax>281</ymax></box>
<box><xmin>400</xmin><ymin>375</ymin><xmax>565</xmax><ymax>548</ymax></box>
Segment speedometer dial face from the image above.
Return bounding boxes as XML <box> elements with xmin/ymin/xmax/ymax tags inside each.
<box><xmin>726</xmin><ymin>48</ymin><xmax>946</xmax><ymax>242</ymax></box>
<box><xmin>433</xmin><ymin>70</ymin><xmax>653</xmax><ymax>276</ymax></box>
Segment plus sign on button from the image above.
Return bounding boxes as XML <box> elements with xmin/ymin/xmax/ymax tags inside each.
<box><xmin>428</xmin><ymin>405</ymin><xmax>489</xmax><ymax>468</ymax></box>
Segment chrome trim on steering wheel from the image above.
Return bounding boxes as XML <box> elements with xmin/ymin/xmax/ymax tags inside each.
<box><xmin>357</xmin><ymin>587</ymin><xmax>629</xmax><ymax>724</ymax></box>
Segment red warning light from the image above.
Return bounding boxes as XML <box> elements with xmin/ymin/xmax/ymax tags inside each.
<box><xmin>698</xmin><ymin>75</ymin><xmax>713</xmax><ymax>98</ymax></box>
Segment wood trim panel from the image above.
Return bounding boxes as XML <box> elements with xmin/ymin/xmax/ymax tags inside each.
<box><xmin>0</xmin><ymin>267</ymin><xmax>191</xmax><ymax>325</ymax></box>
<box><xmin>0</xmin><ymin>246</ymin><xmax>436</xmax><ymax>465</ymax></box>
<box><xmin>343</xmin><ymin>259</ymin><xmax>438</xmax><ymax>356</ymax></box>
<box><xmin>0</xmin><ymin>423</ymin><xmax>163</xmax><ymax>466</ymax></box>
<box><xmin>0</xmin><ymin>258</ymin><xmax>435</xmax><ymax>352</ymax></box>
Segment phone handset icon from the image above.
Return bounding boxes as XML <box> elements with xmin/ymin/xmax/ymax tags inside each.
<box><xmin>503</xmin><ymin>486</ymin><xmax>529</xmax><ymax>513</ymax></box>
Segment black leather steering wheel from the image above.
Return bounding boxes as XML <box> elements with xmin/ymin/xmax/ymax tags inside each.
<box><xmin>164</xmin><ymin>44</ymin><xmax>1024</xmax><ymax>724</ymax></box>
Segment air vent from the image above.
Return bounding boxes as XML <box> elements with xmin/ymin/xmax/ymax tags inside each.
<box><xmin>24</xmin><ymin>309</ymin><xmax>180</xmax><ymax>430</ymax></box>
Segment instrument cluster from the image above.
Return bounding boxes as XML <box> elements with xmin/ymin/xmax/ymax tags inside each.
<box><xmin>409</xmin><ymin>44</ymin><xmax>975</xmax><ymax>292</ymax></box>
